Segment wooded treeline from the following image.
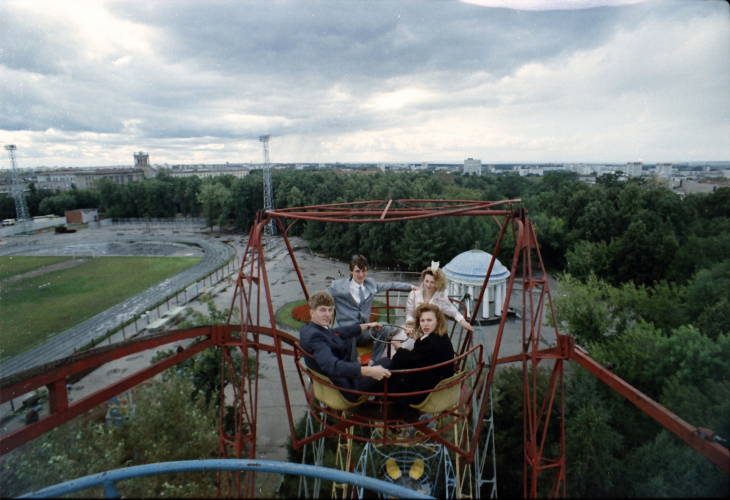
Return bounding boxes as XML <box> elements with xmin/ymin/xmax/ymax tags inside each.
<box><xmin>6</xmin><ymin>170</ymin><xmax>727</xmax><ymax>278</ymax></box>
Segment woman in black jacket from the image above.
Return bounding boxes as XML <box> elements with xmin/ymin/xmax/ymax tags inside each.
<box><xmin>387</xmin><ymin>303</ymin><xmax>455</xmax><ymax>405</ymax></box>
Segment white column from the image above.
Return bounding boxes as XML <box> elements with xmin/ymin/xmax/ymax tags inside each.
<box><xmin>484</xmin><ymin>284</ymin><xmax>490</xmax><ymax>318</ymax></box>
<box><xmin>495</xmin><ymin>283</ymin><xmax>503</xmax><ymax>316</ymax></box>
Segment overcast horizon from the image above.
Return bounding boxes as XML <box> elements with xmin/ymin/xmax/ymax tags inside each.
<box><xmin>1</xmin><ymin>0</ymin><xmax>729</xmax><ymax>169</ymax></box>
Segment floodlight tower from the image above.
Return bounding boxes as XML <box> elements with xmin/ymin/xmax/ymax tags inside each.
<box><xmin>259</xmin><ymin>135</ymin><xmax>275</xmax><ymax>235</ymax></box>
<box><xmin>4</xmin><ymin>145</ymin><xmax>31</xmax><ymax>222</ymax></box>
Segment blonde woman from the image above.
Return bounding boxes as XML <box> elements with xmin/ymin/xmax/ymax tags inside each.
<box><xmin>388</xmin><ymin>303</ymin><xmax>455</xmax><ymax>405</ymax></box>
<box><xmin>404</xmin><ymin>262</ymin><xmax>474</xmax><ymax>337</ymax></box>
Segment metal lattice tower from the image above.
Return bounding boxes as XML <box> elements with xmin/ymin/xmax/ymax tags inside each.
<box><xmin>4</xmin><ymin>145</ymin><xmax>31</xmax><ymax>222</ymax></box>
<box><xmin>259</xmin><ymin>135</ymin><xmax>275</xmax><ymax>235</ymax></box>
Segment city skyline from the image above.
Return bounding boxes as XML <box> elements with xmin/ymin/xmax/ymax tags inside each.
<box><xmin>1</xmin><ymin>0</ymin><xmax>729</xmax><ymax>168</ymax></box>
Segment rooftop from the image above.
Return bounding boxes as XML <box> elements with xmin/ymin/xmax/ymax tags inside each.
<box><xmin>443</xmin><ymin>249</ymin><xmax>510</xmax><ymax>283</ymax></box>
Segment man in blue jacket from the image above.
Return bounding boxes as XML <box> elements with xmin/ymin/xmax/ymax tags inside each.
<box><xmin>300</xmin><ymin>291</ymin><xmax>391</xmax><ymax>401</ymax></box>
<box><xmin>327</xmin><ymin>255</ymin><xmax>416</xmax><ymax>363</ymax></box>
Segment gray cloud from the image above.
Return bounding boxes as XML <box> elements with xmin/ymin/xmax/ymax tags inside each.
<box><xmin>0</xmin><ymin>0</ymin><xmax>728</xmax><ymax>166</ymax></box>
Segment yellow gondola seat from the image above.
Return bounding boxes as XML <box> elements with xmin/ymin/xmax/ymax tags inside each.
<box><xmin>409</xmin><ymin>371</ymin><xmax>467</xmax><ymax>413</ymax></box>
<box><xmin>306</xmin><ymin>367</ymin><xmax>368</xmax><ymax>411</ymax></box>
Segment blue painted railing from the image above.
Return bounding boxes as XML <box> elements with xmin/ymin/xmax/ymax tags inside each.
<box><xmin>20</xmin><ymin>459</ymin><xmax>434</xmax><ymax>499</ymax></box>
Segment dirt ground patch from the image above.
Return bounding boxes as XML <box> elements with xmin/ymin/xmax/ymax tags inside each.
<box><xmin>4</xmin><ymin>259</ymin><xmax>88</xmax><ymax>283</ymax></box>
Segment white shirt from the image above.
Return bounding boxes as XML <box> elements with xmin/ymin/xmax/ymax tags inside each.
<box><xmin>405</xmin><ymin>289</ymin><xmax>465</xmax><ymax>324</ymax></box>
<box><xmin>349</xmin><ymin>279</ymin><xmax>369</xmax><ymax>305</ymax></box>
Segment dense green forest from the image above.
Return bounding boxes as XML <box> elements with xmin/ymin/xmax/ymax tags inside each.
<box><xmin>6</xmin><ymin>170</ymin><xmax>727</xmax><ymax>278</ymax></box>
<box><xmin>2</xmin><ymin>170</ymin><xmax>728</xmax><ymax>496</ymax></box>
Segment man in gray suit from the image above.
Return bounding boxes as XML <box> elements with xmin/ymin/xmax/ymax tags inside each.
<box><xmin>327</xmin><ymin>255</ymin><xmax>417</xmax><ymax>363</ymax></box>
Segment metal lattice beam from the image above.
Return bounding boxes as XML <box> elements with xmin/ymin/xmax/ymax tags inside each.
<box><xmin>4</xmin><ymin>145</ymin><xmax>31</xmax><ymax>222</ymax></box>
<box><xmin>259</xmin><ymin>135</ymin><xmax>275</xmax><ymax>235</ymax></box>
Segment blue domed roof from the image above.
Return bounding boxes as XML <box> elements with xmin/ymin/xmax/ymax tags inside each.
<box><xmin>443</xmin><ymin>249</ymin><xmax>510</xmax><ymax>283</ymax></box>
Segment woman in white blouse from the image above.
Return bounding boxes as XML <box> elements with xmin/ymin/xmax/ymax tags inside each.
<box><xmin>405</xmin><ymin>262</ymin><xmax>474</xmax><ymax>333</ymax></box>
<box><xmin>383</xmin><ymin>262</ymin><xmax>474</xmax><ymax>356</ymax></box>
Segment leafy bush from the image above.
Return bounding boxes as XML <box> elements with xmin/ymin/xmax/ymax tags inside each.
<box><xmin>1</xmin><ymin>377</ymin><xmax>219</xmax><ymax>498</ymax></box>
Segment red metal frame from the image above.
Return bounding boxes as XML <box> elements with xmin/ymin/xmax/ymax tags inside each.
<box><xmin>1</xmin><ymin>198</ymin><xmax>728</xmax><ymax>499</ymax></box>
<box><xmin>0</xmin><ymin>327</ymin><xmax>223</xmax><ymax>456</ymax></box>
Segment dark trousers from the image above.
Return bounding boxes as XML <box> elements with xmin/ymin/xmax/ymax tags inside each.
<box><xmin>343</xmin><ymin>357</ymin><xmax>392</xmax><ymax>402</ymax></box>
<box><xmin>348</xmin><ymin>325</ymin><xmax>391</xmax><ymax>363</ymax></box>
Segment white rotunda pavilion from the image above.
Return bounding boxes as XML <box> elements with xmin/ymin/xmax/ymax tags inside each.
<box><xmin>443</xmin><ymin>249</ymin><xmax>510</xmax><ymax>319</ymax></box>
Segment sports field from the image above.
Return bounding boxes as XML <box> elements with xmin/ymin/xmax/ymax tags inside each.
<box><xmin>0</xmin><ymin>256</ymin><xmax>202</xmax><ymax>360</ymax></box>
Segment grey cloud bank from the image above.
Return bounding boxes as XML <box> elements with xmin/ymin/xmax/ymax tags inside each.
<box><xmin>0</xmin><ymin>0</ymin><xmax>728</xmax><ymax>167</ymax></box>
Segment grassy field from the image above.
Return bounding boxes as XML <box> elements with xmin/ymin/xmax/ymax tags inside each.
<box><xmin>0</xmin><ymin>256</ymin><xmax>202</xmax><ymax>360</ymax></box>
<box><xmin>0</xmin><ymin>256</ymin><xmax>73</xmax><ymax>280</ymax></box>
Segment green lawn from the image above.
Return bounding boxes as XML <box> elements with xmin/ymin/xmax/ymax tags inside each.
<box><xmin>0</xmin><ymin>256</ymin><xmax>202</xmax><ymax>360</ymax></box>
<box><xmin>0</xmin><ymin>256</ymin><xmax>73</xmax><ymax>280</ymax></box>
<box><xmin>276</xmin><ymin>299</ymin><xmax>308</xmax><ymax>331</ymax></box>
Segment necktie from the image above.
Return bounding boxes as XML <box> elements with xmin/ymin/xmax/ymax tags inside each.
<box><xmin>359</xmin><ymin>285</ymin><xmax>367</xmax><ymax>323</ymax></box>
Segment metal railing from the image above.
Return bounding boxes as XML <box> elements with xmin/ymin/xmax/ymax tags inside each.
<box><xmin>0</xmin><ymin>217</ymin><xmax>67</xmax><ymax>236</ymax></box>
<box><xmin>19</xmin><ymin>459</ymin><xmax>434</xmax><ymax>499</ymax></box>
<box><xmin>111</xmin><ymin>217</ymin><xmax>206</xmax><ymax>229</ymax></box>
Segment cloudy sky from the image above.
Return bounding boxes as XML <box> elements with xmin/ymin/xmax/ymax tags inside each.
<box><xmin>1</xmin><ymin>0</ymin><xmax>728</xmax><ymax>168</ymax></box>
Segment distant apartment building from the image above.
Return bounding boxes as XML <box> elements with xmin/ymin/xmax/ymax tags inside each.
<box><xmin>565</xmin><ymin>164</ymin><xmax>595</xmax><ymax>175</ymax></box>
<box><xmin>517</xmin><ymin>166</ymin><xmax>540</xmax><ymax>176</ymax></box>
<box><xmin>35</xmin><ymin>171</ymin><xmax>77</xmax><ymax>190</ymax></box>
<box><xmin>78</xmin><ymin>169</ymin><xmax>147</xmax><ymax>189</ymax></box>
<box><xmin>597</xmin><ymin>165</ymin><xmax>626</xmax><ymax>176</ymax></box>
<box><xmin>578</xmin><ymin>165</ymin><xmax>595</xmax><ymax>175</ymax></box>
<box><xmin>167</xmin><ymin>167</ymin><xmax>249</xmax><ymax>180</ymax></box>
<box><xmin>626</xmin><ymin>162</ymin><xmax>643</xmax><ymax>177</ymax></box>
<box><xmin>656</xmin><ymin>163</ymin><xmax>673</xmax><ymax>177</ymax></box>
<box><xmin>35</xmin><ymin>169</ymin><xmax>145</xmax><ymax>191</ymax></box>
<box><xmin>463</xmin><ymin>158</ymin><xmax>482</xmax><ymax>175</ymax></box>
<box><xmin>517</xmin><ymin>165</ymin><xmax>567</xmax><ymax>177</ymax></box>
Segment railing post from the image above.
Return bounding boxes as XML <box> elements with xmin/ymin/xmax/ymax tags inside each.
<box><xmin>102</xmin><ymin>480</ymin><xmax>120</xmax><ymax>498</ymax></box>
<box><xmin>47</xmin><ymin>379</ymin><xmax>68</xmax><ymax>414</ymax></box>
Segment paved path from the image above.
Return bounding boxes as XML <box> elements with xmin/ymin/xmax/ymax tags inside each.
<box><xmin>0</xmin><ymin>233</ymin><xmax>236</xmax><ymax>377</ymax></box>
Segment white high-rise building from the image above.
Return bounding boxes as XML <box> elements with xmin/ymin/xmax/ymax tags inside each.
<box><xmin>627</xmin><ymin>162</ymin><xmax>643</xmax><ymax>177</ymax></box>
<box><xmin>656</xmin><ymin>163</ymin><xmax>673</xmax><ymax>177</ymax></box>
<box><xmin>463</xmin><ymin>158</ymin><xmax>482</xmax><ymax>175</ymax></box>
